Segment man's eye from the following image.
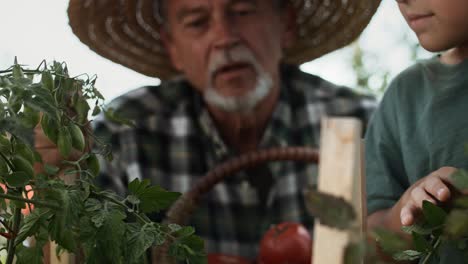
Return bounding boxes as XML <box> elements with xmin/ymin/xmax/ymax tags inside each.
<box><xmin>233</xmin><ymin>8</ymin><xmax>255</xmax><ymax>16</ymax></box>
<box><xmin>185</xmin><ymin>18</ymin><xmax>207</xmax><ymax>28</ymax></box>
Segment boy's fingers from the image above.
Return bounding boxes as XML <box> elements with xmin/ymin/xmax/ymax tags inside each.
<box><xmin>410</xmin><ymin>187</ymin><xmax>436</xmax><ymax>205</ymax></box>
<box><xmin>423</xmin><ymin>177</ymin><xmax>451</xmax><ymax>202</ymax></box>
<box><xmin>400</xmin><ymin>204</ymin><xmax>416</xmax><ymax>226</ymax></box>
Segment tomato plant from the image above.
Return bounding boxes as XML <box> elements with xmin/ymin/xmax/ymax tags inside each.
<box><xmin>0</xmin><ymin>60</ymin><xmax>206</xmax><ymax>264</ymax></box>
<box><xmin>258</xmin><ymin>222</ymin><xmax>312</xmax><ymax>264</ymax></box>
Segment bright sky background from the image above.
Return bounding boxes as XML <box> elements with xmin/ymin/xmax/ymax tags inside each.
<box><xmin>0</xmin><ymin>0</ymin><xmax>432</xmax><ymax>102</ymax></box>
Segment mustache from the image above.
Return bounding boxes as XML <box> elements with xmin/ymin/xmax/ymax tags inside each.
<box><xmin>208</xmin><ymin>45</ymin><xmax>259</xmax><ymax>78</ymax></box>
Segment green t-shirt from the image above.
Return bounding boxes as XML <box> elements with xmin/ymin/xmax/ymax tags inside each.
<box><xmin>365</xmin><ymin>56</ymin><xmax>468</xmax><ymax>263</ymax></box>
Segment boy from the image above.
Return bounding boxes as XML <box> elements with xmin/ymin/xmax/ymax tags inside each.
<box><xmin>366</xmin><ymin>0</ymin><xmax>468</xmax><ymax>263</ymax></box>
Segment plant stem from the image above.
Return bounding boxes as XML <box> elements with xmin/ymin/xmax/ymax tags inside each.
<box><xmin>0</xmin><ymin>193</ymin><xmax>60</xmax><ymax>210</ymax></box>
<box><xmin>421</xmin><ymin>236</ymin><xmax>442</xmax><ymax>264</ymax></box>
<box><xmin>96</xmin><ymin>192</ymin><xmax>149</xmax><ymax>224</ymax></box>
<box><xmin>6</xmin><ymin>208</ymin><xmax>22</xmax><ymax>264</ymax></box>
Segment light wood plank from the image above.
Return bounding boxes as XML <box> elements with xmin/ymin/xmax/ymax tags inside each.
<box><xmin>312</xmin><ymin>117</ymin><xmax>363</xmax><ymax>264</ymax></box>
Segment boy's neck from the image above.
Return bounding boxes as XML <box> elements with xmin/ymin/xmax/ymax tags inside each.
<box><xmin>440</xmin><ymin>46</ymin><xmax>468</xmax><ymax>65</ymax></box>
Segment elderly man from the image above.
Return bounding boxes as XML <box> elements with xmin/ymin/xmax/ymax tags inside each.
<box><xmin>66</xmin><ymin>0</ymin><xmax>380</xmax><ymax>259</ymax></box>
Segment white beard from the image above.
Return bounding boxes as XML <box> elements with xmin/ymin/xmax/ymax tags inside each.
<box><xmin>204</xmin><ymin>46</ymin><xmax>274</xmax><ymax>114</ymax></box>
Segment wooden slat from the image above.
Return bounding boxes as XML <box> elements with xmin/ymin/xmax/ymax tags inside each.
<box><xmin>312</xmin><ymin>117</ymin><xmax>363</xmax><ymax>264</ymax></box>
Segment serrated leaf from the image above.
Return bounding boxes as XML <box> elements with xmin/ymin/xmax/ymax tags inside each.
<box><xmin>104</xmin><ymin>108</ymin><xmax>135</xmax><ymax>127</ymax></box>
<box><xmin>304</xmin><ymin>188</ymin><xmax>356</xmax><ymax>230</ymax></box>
<box><xmin>138</xmin><ymin>185</ymin><xmax>181</xmax><ymax>213</ymax></box>
<box><xmin>85</xmin><ymin>198</ymin><xmax>102</xmax><ymax>212</ymax></box>
<box><xmin>5</xmin><ymin>171</ymin><xmax>30</xmax><ymax>187</ymax></box>
<box><xmin>75</xmin><ymin>97</ymin><xmax>90</xmax><ymax>123</ymax></box>
<box><xmin>125</xmin><ymin>223</ymin><xmax>159</xmax><ymax>262</ymax></box>
<box><xmin>372</xmin><ymin>228</ymin><xmax>409</xmax><ymax>254</ymax></box>
<box><xmin>343</xmin><ymin>241</ymin><xmax>366</xmax><ymax>264</ymax></box>
<box><xmin>454</xmin><ymin>196</ymin><xmax>468</xmax><ymax>208</ymax></box>
<box><xmin>128</xmin><ymin>178</ymin><xmax>151</xmax><ymax>195</ymax></box>
<box><xmin>393</xmin><ymin>250</ymin><xmax>423</xmax><ymax>261</ymax></box>
<box><xmin>16</xmin><ymin>142</ymin><xmax>35</xmax><ymax>165</ymax></box>
<box><xmin>41</xmin><ymin>71</ymin><xmax>54</xmax><ymax>91</ymax></box>
<box><xmin>444</xmin><ymin>209</ymin><xmax>468</xmax><ymax>239</ymax></box>
<box><xmin>21</xmin><ymin>106</ymin><xmax>41</xmax><ymax>128</ymax></box>
<box><xmin>15</xmin><ymin>244</ymin><xmax>44</xmax><ymax>264</ymax></box>
<box><xmin>92</xmin><ymin>105</ymin><xmax>101</xmax><ymax>116</ymax></box>
<box><xmin>412</xmin><ymin>232</ymin><xmax>431</xmax><ymax>252</ymax></box>
<box><xmin>451</xmin><ymin>169</ymin><xmax>468</xmax><ymax>190</ymax></box>
<box><xmin>44</xmin><ymin>164</ymin><xmax>60</xmax><ymax>176</ymax></box>
<box><xmin>95</xmin><ymin>210</ymin><xmax>126</xmax><ymax>263</ymax></box>
<box><xmin>168</xmin><ymin>235</ymin><xmax>206</xmax><ymax>263</ymax></box>
<box><xmin>0</xmin><ymin>134</ymin><xmax>11</xmax><ymax>153</ymax></box>
<box><xmin>11</xmin><ymin>155</ymin><xmax>34</xmax><ymax>178</ymax></box>
<box><xmin>422</xmin><ymin>200</ymin><xmax>447</xmax><ymax>227</ymax></box>
<box><xmin>401</xmin><ymin>223</ymin><xmax>434</xmax><ymax>235</ymax></box>
<box><xmin>15</xmin><ymin>210</ymin><xmax>45</xmax><ymax>246</ymax></box>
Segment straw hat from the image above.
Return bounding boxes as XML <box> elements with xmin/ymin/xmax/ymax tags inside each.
<box><xmin>68</xmin><ymin>0</ymin><xmax>381</xmax><ymax>80</ymax></box>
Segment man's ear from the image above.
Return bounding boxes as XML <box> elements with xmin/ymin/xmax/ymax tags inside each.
<box><xmin>160</xmin><ymin>29</ymin><xmax>184</xmax><ymax>72</ymax></box>
<box><xmin>281</xmin><ymin>5</ymin><xmax>298</xmax><ymax>49</ymax></box>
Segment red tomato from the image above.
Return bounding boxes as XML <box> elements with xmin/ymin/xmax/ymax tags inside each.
<box><xmin>258</xmin><ymin>222</ymin><xmax>312</xmax><ymax>264</ymax></box>
<box><xmin>208</xmin><ymin>253</ymin><xmax>253</xmax><ymax>264</ymax></box>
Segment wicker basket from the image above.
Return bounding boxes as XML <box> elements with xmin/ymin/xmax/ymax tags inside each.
<box><xmin>152</xmin><ymin>146</ymin><xmax>319</xmax><ymax>263</ymax></box>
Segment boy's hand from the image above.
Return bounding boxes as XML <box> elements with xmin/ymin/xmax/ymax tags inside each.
<box><xmin>398</xmin><ymin>166</ymin><xmax>457</xmax><ymax>226</ymax></box>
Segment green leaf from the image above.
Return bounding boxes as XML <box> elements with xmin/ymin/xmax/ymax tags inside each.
<box><xmin>128</xmin><ymin>178</ymin><xmax>151</xmax><ymax>195</ymax></box>
<box><xmin>139</xmin><ymin>185</ymin><xmax>181</xmax><ymax>213</ymax></box>
<box><xmin>15</xmin><ymin>244</ymin><xmax>44</xmax><ymax>264</ymax></box>
<box><xmin>454</xmin><ymin>196</ymin><xmax>468</xmax><ymax>208</ymax></box>
<box><xmin>444</xmin><ymin>209</ymin><xmax>468</xmax><ymax>239</ymax></box>
<box><xmin>5</xmin><ymin>171</ymin><xmax>30</xmax><ymax>187</ymax></box>
<box><xmin>422</xmin><ymin>200</ymin><xmax>447</xmax><ymax>227</ymax></box>
<box><xmin>57</xmin><ymin>127</ymin><xmax>72</xmax><ymax>158</ymax></box>
<box><xmin>75</xmin><ymin>97</ymin><xmax>90</xmax><ymax>123</ymax></box>
<box><xmin>25</xmin><ymin>88</ymin><xmax>58</xmax><ymax>119</ymax></box>
<box><xmin>44</xmin><ymin>164</ymin><xmax>60</xmax><ymax>176</ymax></box>
<box><xmin>168</xmin><ymin>234</ymin><xmax>206</xmax><ymax>263</ymax></box>
<box><xmin>412</xmin><ymin>232</ymin><xmax>431</xmax><ymax>253</ymax></box>
<box><xmin>393</xmin><ymin>250</ymin><xmax>423</xmax><ymax>261</ymax></box>
<box><xmin>16</xmin><ymin>142</ymin><xmax>35</xmax><ymax>165</ymax></box>
<box><xmin>372</xmin><ymin>228</ymin><xmax>409</xmax><ymax>254</ymax></box>
<box><xmin>104</xmin><ymin>107</ymin><xmax>135</xmax><ymax>127</ymax></box>
<box><xmin>11</xmin><ymin>155</ymin><xmax>34</xmax><ymax>178</ymax></box>
<box><xmin>94</xmin><ymin>210</ymin><xmax>126</xmax><ymax>263</ymax></box>
<box><xmin>21</xmin><ymin>106</ymin><xmax>41</xmax><ymax>128</ymax></box>
<box><xmin>125</xmin><ymin>223</ymin><xmax>159</xmax><ymax>262</ymax></box>
<box><xmin>0</xmin><ymin>155</ymin><xmax>9</xmax><ymax>176</ymax></box>
<box><xmin>15</xmin><ymin>210</ymin><xmax>46</xmax><ymax>246</ymax></box>
<box><xmin>92</xmin><ymin>105</ymin><xmax>101</xmax><ymax>116</ymax></box>
<box><xmin>85</xmin><ymin>198</ymin><xmax>102</xmax><ymax>212</ymax></box>
<box><xmin>451</xmin><ymin>169</ymin><xmax>468</xmax><ymax>190</ymax></box>
<box><xmin>401</xmin><ymin>223</ymin><xmax>434</xmax><ymax>236</ymax></box>
<box><xmin>343</xmin><ymin>241</ymin><xmax>366</xmax><ymax>264</ymax></box>
<box><xmin>304</xmin><ymin>188</ymin><xmax>356</xmax><ymax>230</ymax></box>
<box><xmin>0</xmin><ymin>134</ymin><xmax>11</xmax><ymax>153</ymax></box>
<box><xmin>41</xmin><ymin>71</ymin><xmax>54</xmax><ymax>91</ymax></box>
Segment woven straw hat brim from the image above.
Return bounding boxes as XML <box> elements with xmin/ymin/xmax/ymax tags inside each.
<box><xmin>68</xmin><ymin>0</ymin><xmax>381</xmax><ymax>80</ymax></box>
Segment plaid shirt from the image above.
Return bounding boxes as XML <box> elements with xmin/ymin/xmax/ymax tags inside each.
<box><xmin>93</xmin><ymin>64</ymin><xmax>375</xmax><ymax>259</ymax></box>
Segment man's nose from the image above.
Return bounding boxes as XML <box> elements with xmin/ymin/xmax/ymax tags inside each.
<box><xmin>212</xmin><ymin>16</ymin><xmax>240</xmax><ymax>50</ymax></box>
